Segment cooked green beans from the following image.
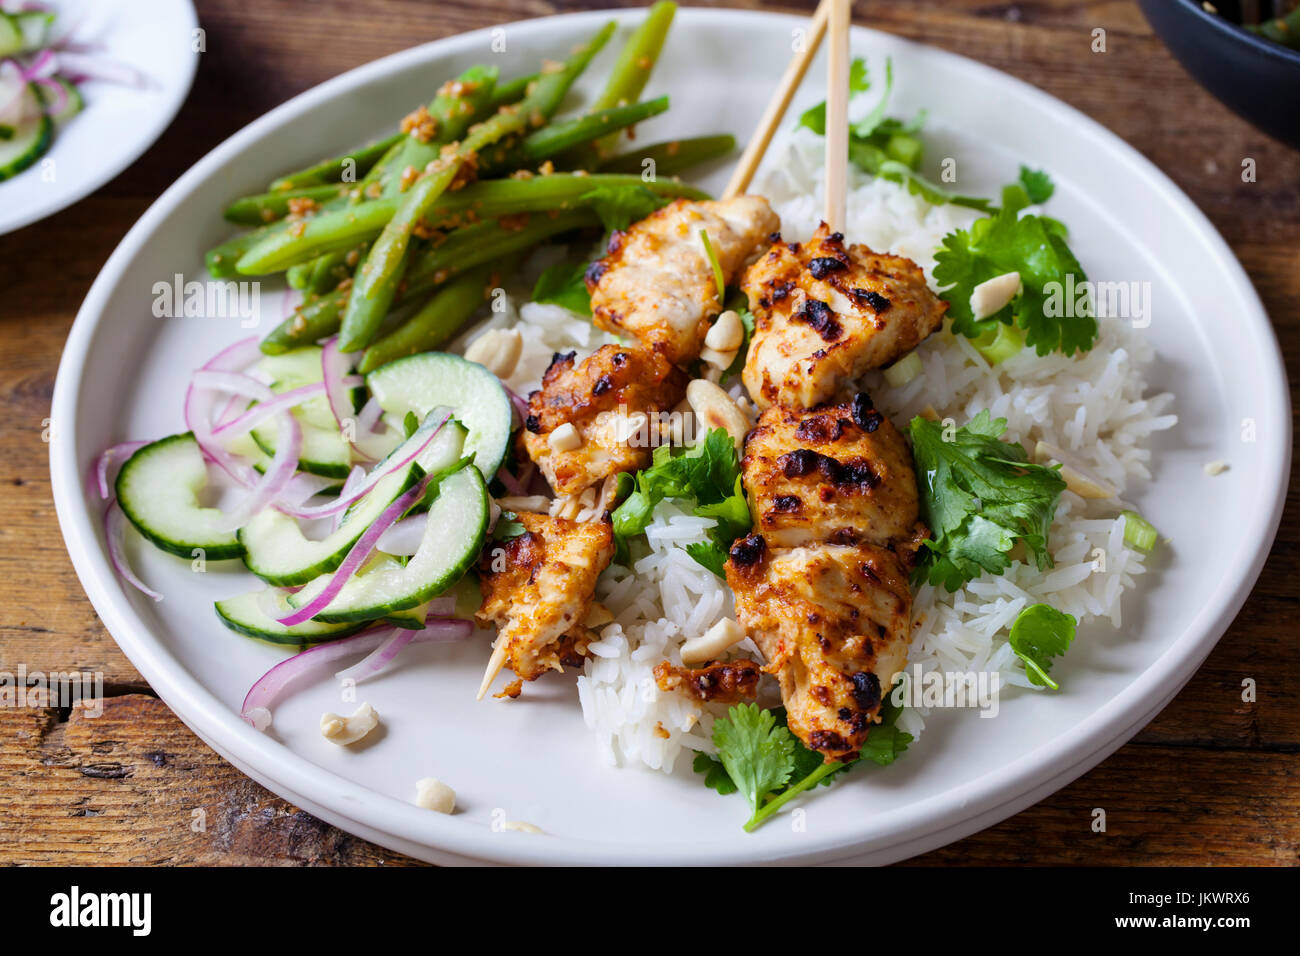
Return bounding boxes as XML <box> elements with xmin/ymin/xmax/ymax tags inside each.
<box><xmin>597</xmin><ymin>134</ymin><xmax>736</xmax><ymax>177</ymax></box>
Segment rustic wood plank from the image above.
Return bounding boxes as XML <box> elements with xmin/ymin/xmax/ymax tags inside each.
<box><xmin>0</xmin><ymin>0</ymin><xmax>1295</xmax><ymax>866</ymax></box>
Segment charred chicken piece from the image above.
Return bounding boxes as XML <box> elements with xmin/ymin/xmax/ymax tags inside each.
<box><xmin>521</xmin><ymin>345</ymin><xmax>688</xmax><ymax>497</ymax></box>
<box><xmin>725</xmin><ymin>534</ymin><xmax>913</xmax><ymax>762</ymax></box>
<box><xmin>742</xmin><ymin>394</ymin><xmax>926</xmax><ymax>556</ymax></box>
<box><xmin>586</xmin><ymin>196</ymin><xmax>780</xmax><ymax>365</ymax></box>
<box><xmin>653</xmin><ymin>658</ymin><xmax>761</xmax><ymax>705</ymax></box>
<box><xmin>741</xmin><ymin>223</ymin><xmax>947</xmax><ymax>409</ymax></box>
<box><xmin>476</xmin><ymin>512</ymin><xmax>615</xmax><ymax>686</ymax></box>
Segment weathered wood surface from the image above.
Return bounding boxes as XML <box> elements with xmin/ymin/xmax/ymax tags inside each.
<box><xmin>0</xmin><ymin>0</ymin><xmax>1295</xmax><ymax>865</ymax></box>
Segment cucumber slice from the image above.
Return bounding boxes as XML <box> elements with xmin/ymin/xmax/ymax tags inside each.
<box><xmin>13</xmin><ymin>11</ymin><xmax>53</xmax><ymax>51</ymax></box>
<box><xmin>42</xmin><ymin>77</ymin><xmax>82</xmax><ymax>127</ymax></box>
<box><xmin>290</xmin><ymin>463</ymin><xmax>488</xmax><ymax>622</ymax></box>
<box><xmin>251</xmin><ymin>346</ymin><xmax>354</xmax><ymax>478</ymax></box>
<box><xmin>0</xmin><ymin>83</ymin><xmax>51</xmax><ymax>181</ymax></box>
<box><xmin>238</xmin><ymin>419</ymin><xmax>466</xmax><ymax>586</ymax></box>
<box><xmin>0</xmin><ymin>14</ymin><xmax>24</xmax><ymax>56</ymax></box>
<box><xmin>366</xmin><ymin>352</ymin><xmax>513</xmax><ymax>479</ymax></box>
<box><xmin>115</xmin><ymin>434</ymin><xmax>243</xmax><ymax>560</ymax></box>
<box><xmin>216</xmin><ymin>588</ymin><xmax>364</xmax><ymax>646</ymax></box>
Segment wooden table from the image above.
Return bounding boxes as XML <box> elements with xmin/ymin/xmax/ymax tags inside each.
<box><xmin>1</xmin><ymin>0</ymin><xmax>1295</xmax><ymax>866</ymax></box>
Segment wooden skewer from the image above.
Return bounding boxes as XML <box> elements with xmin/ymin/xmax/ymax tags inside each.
<box><xmin>722</xmin><ymin>0</ymin><xmax>833</xmax><ymax>199</ymax></box>
<box><xmin>477</xmin><ymin>640</ymin><xmax>509</xmax><ymax>701</ymax></box>
<box><xmin>823</xmin><ymin>0</ymin><xmax>852</xmax><ymax>232</ymax></box>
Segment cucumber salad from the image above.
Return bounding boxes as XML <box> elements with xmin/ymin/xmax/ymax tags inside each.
<box><xmin>0</xmin><ymin>2</ymin><xmax>147</xmax><ymax>182</ymax></box>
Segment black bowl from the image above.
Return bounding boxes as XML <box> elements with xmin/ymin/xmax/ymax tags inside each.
<box><xmin>1139</xmin><ymin>0</ymin><xmax>1300</xmax><ymax>148</ymax></box>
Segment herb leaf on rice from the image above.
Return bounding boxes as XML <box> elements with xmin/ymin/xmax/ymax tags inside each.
<box><xmin>909</xmin><ymin>411</ymin><xmax>1067</xmax><ymax>592</ymax></box>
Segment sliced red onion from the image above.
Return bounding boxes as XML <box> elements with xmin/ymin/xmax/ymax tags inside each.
<box><xmin>495</xmin><ymin>465</ymin><xmax>526</xmax><ymax>496</ymax></box>
<box><xmin>279</xmin><ymin>471</ymin><xmax>338</xmax><ymax>508</ymax></box>
<box><xmin>105</xmin><ymin>499</ymin><xmax>162</xmax><ymax>602</ymax></box>
<box><xmin>215</xmin><ymin>410</ymin><xmax>302</xmax><ymax>532</ymax></box>
<box><xmin>33</xmin><ymin>75</ymin><xmax>66</xmax><ymax>115</ymax></box>
<box><xmin>91</xmin><ymin>440</ymin><xmax>147</xmax><ymax>500</ymax></box>
<box><xmin>334</xmin><ymin>618</ymin><xmax>472</xmax><ymax>684</ymax></box>
<box><xmin>191</xmin><ymin>369</ymin><xmax>272</xmax><ymax>400</ymax></box>
<box><xmin>321</xmin><ymin>338</ymin><xmax>387</xmax><ymax>460</ymax></box>
<box><xmin>22</xmin><ymin>49</ymin><xmax>56</xmax><ymax>80</ymax></box>
<box><xmin>211</xmin><ymin>382</ymin><xmax>324</xmax><ymax>440</ymax></box>
<box><xmin>241</xmin><ymin>626</ymin><xmax>397</xmax><ymax>727</ymax></box>
<box><xmin>276</xmin><ymin>471</ymin><xmax>433</xmax><ymax>627</ymax></box>
<box><xmin>375</xmin><ymin>512</ymin><xmax>427</xmax><ymax>556</ymax></box>
<box><xmin>0</xmin><ymin>61</ymin><xmax>26</xmax><ymax>124</ymax></box>
<box><xmin>330</xmin><ymin>465</ymin><xmax>366</xmax><ymax>533</ymax></box>
<box><xmin>51</xmin><ymin>50</ymin><xmax>150</xmax><ymax>88</ymax></box>
<box><xmin>184</xmin><ymin>338</ymin><xmax>266</xmax><ymax>486</ymax></box>
<box><xmin>240</xmin><ymin>620</ymin><xmax>473</xmax><ymax>728</ymax></box>
<box><xmin>274</xmin><ymin>410</ymin><xmax>449</xmax><ymax>522</ymax></box>
<box><xmin>425</xmin><ymin>595</ymin><xmax>457</xmax><ymax>618</ymax></box>
<box><xmin>505</xmin><ymin>385</ymin><xmax>530</xmax><ymax>428</ymax></box>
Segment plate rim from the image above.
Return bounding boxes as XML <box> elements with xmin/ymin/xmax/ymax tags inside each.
<box><xmin>49</xmin><ymin>7</ymin><xmax>1292</xmax><ymax>866</ymax></box>
<box><xmin>0</xmin><ymin>0</ymin><xmax>200</xmax><ymax>236</ymax></box>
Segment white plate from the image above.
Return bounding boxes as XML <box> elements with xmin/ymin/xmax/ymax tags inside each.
<box><xmin>50</xmin><ymin>9</ymin><xmax>1290</xmax><ymax>865</ymax></box>
<box><xmin>0</xmin><ymin>0</ymin><xmax>197</xmax><ymax>235</ymax></box>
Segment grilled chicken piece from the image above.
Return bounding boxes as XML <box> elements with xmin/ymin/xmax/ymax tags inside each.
<box><xmin>653</xmin><ymin>659</ymin><xmax>761</xmax><ymax>704</ymax></box>
<box><xmin>725</xmin><ymin>534</ymin><xmax>912</xmax><ymax>762</ymax></box>
<box><xmin>476</xmin><ymin>512</ymin><xmax>615</xmax><ymax>683</ymax></box>
<box><xmin>522</xmin><ymin>345</ymin><xmax>688</xmax><ymax>497</ymax></box>
<box><xmin>741</xmin><ymin>223</ymin><xmax>947</xmax><ymax>409</ymax></box>
<box><xmin>743</xmin><ymin>393</ymin><xmax>926</xmax><ymax>556</ymax></box>
<box><xmin>586</xmin><ymin>196</ymin><xmax>780</xmax><ymax>364</ymax></box>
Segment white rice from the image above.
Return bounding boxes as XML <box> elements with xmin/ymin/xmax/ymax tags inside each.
<box><xmin>483</xmin><ymin>125</ymin><xmax>1177</xmax><ymax>771</ymax></box>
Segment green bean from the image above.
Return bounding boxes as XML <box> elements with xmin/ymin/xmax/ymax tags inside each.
<box><xmin>358</xmin><ymin>262</ymin><xmax>505</xmax><ymax>373</ymax></box>
<box><xmin>1250</xmin><ymin>9</ymin><xmax>1300</xmax><ymax>49</ymax></box>
<box><xmin>378</xmin><ymin>64</ymin><xmax>500</xmax><ymax>200</ymax></box>
<box><xmin>578</xmin><ymin>2</ymin><xmax>676</xmax><ymax>165</ymax></box>
<box><xmin>479</xmin><ymin>97</ymin><xmax>670</xmax><ymax>176</ymax></box>
<box><xmin>286</xmin><ymin>261</ymin><xmax>314</xmax><ymax>289</ymax></box>
<box><xmin>259</xmin><ymin>289</ymin><xmax>349</xmax><ymax>355</ymax></box>
<box><xmin>406</xmin><ymin>208</ymin><xmax>600</xmax><ymax>290</ymax></box>
<box><xmin>338</xmin><ymin>252</ymin><xmax>407</xmax><ymax>352</ymax></box>
<box><xmin>356</xmin><ymin>22</ymin><xmax>617</xmax><ymax>304</ymax></box>
<box><xmin>306</xmin><ymin>247</ymin><xmax>360</xmax><ymax>295</ymax></box>
<box><xmin>236</xmin><ymin>199</ymin><xmax>400</xmax><ymax>275</ymax></box>
<box><xmin>268</xmin><ymin>133</ymin><xmax>405</xmax><ymax>192</ymax></box>
<box><xmin>489</xmin><ymin>73</ymin><xmax>538</xmax><ymax>109</ymax></box>
<box><xmin>224</xmin><ymin>184</ymin><xmax>351</xmax><ymax>226</ymax></box>
<box><xmin>596</xmin><ymin>134</ymin><xmax>736</xmax><ymax>177</ymax></box>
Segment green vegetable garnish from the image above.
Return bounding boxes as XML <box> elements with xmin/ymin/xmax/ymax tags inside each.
<box><xmin>934</xmin><ymin>170</ymin><xmax>1097</xmax><ymax>356</ymax></box>
<box><xmin>1008</xmin><ymin>603</ymin><xmax>1077</xmax><ymax>690</ymax></box>
<box><xmin>1120</xmin><ymin>509</ymin><xmax>1159</xmax><ymax>553</ymax></box>
<box><xmin>699</xmin><ymin>228</ymin><xmax>725</xmax><ymax>307</ymax></box>
<box><xmin>909</xmin><ymin>410</ymin><xmax>1066</xmax><ymax>591</ymax></box>
<box><xmin>582</xmin><ymin>183</ymin><xmax>672</xmax><ymax>232</ymax></box>
<box><xmin>492</xmin><ymin>510</ymin><xmax>526</xmax><ymax>542</ymax></box>
<box><xmin>531</xmin><ymin>260</ymin><xmax>593</xmax><ymax>316</ymax></box>
<box><xmin>696</xmin><ymin>701</ymin><xmax>912</xmax><ymax>831</ymax></box>
<box><xmin>610</xmin><ymin>427</ymin><xmax>751</xmax><ymax>574</ymax></box>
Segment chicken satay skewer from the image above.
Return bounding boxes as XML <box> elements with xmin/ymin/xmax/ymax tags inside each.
<box><xmin>823</xmin><ymin>0</ymin><xmax>852</xmax><ymax>232</ymax></box>
<box><xmin>722</xmin><ymin>0</ymin><xmax>832</xmax><ymax>199</ymax></box>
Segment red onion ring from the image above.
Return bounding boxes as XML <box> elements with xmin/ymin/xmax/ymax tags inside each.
<box><xmin>104</xmin><ymin>499</ymin><xmax>162</xmax><ymax>602</ymax></box>
<box><xmin>321</xmin><ymin>338</ymin><xmax>388</xmax><ymax>461</ymax></box>
<box><xmin>215</xmin><ymin>410</ymin><xmax>302</xmax><ymax>532</ymax></box>
<box><xmin>273</xmin><ymin>410</ymin><xmax>449</xmax><ymax>522</ymax></box>
<box><xmin>334</xmin><ymin>619</ymin><xmax>472</xmax><ymax>684</ymax></box>
<box><xmin>211</xmin><ymin>382</ymin><xmax>324</xmax><ymax>439</ymax></box>
<box><xmin>276</xmin><ymin>470</ymin><xmax>435</xmax><ymax>627</ymax></box>
<box><xmin>91</xmin><ymin>440</ymin><xmax>147</xmax><ymax>500</ymax></box>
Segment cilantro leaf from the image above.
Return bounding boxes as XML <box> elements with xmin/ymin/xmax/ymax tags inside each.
<box><xmin>711</xmin><ymin>703</ymin><xmax>798</xmax><ymax>813</ymax></box>
<box><xmin>580</xmin><ymin>184</ymin><xmax>671</xmax><ymax>232</ymax></box>
<box><xmin>933</xmin><ymin>176</ymin><xmax>1096</xmax><ymax>356</ymax></box>
<box><xmin>1008</xmin><ymin>603</ymin><xmax>1076</xmax><ymax>690</ymax></box>
<box><xmin>610</xmin><ymin>427</ymin><xmax>752</xmax><ymax>575</ymax></box>
<box><xmin>1018</xmin><ymin>165</ymin><xmax>1055</xmax><ymax>204</ymax></box>
<box><xmin>692</xmin><ymin>752</ymin><xmax>738</xmax><ymax>795</ymax></box>
<box><xmin>799</xmin><ymin>56</ymin><xmax>871</xmax><ymax>134</ymax></box>
<box><xmin>909</xmin><ymin>411</ymin><xmax>1066</xmax><ymax>591</ymax></box>
<box><xmin>492</xmin><ymin>510</ymin><xmax>526</xmax><ymax>542</ymax></box>
<box><xmin>531</xmin><ymin>260</ymin><xmax>592</xmax><ymax>316</ymax></box>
